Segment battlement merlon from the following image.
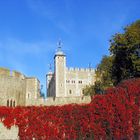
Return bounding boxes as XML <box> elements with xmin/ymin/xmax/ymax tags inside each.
<box><xmin>66</xmin><ymin>67</ymin><xmax>95</xmax><ymax>72</ymax></box>
<box><xmin>12</xmin><ymin>71</ymin><xmax>25</xmax><ymax>79</ymax></box>
<box><xmin>0</xmin><ymin>67</ymin><xmax>41</xmax><ymax>81</ymax></box>
<box><xmin>0</xmin><ymin>67</ymin><xmax>10</xmax><ymax>76</ymax></box>
<box><xmin>0</xmin><ymin>67</ymin><xmax>26</xmax><ymax>79</ymax></box>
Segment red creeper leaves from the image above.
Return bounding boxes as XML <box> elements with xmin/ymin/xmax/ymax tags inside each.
<box><xmin>0</xmin><ymin>78</ymin><xmax>140</xmax><ymax>139</ymax></box>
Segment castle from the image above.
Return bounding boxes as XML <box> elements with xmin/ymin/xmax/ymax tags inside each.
<box><xmin>0</xmin><ymin>43</ymin><xmax>95</xmax><ymax>107</ymax></box>
<box><xmin>0</xmin><ymin>67</ymin><xmax>40</xmax><ymax>107</ymax></box>
<box><xmin>46</xmin><ymin>44</ymin><xmax>95</xmax><ymax>98</ymax></box>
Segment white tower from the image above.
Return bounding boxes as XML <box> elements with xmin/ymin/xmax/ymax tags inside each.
<box><xmin>54</xmin><ymin>41</ymin><xmax>66</xmax><ymax>97</ymax></box>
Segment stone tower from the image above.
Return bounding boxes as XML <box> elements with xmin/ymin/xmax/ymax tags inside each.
<box><xmin>46</xmin><ymin>63</ymin><xmax>53</xmax><ymax>95</ymax></box>
<box><xmin>54</xmin><ymin>42</ymin><xmax>66</xmax><ymax>97</ymax></box>
<box><xmin>46</xmin><ymin>71</ymin><xmax>54</xmax><ymax>97</ymax></box>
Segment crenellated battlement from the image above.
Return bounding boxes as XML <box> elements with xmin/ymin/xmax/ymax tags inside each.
<box><xmin>12</xmin><ymin>71</ymin><xmax>25</xmax><ymax>79</ymax></box>
<box><xmin>66</xmin><ymin>67</ymin><xmax>95</xmax><ymax>72</ymax></box>
<box><xmin>0</xmin><ymin>67</ymin><xmax>25</xmax><ymax>79</ymax></box>
<box><xmin>0</xmin><ymin>67</ymin><xmax>10</xmax><ymax>76</ymax></box>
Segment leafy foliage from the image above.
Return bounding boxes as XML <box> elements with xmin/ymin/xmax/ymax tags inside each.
<box><xmin>110</xmin><ymin>20</ymin><xmax>140</xmax><ymax>84</ymax></box>
<box><xmin>83</xmin><ymin>85</ymin><xmax>95</xmax><ymax>96</ymax></box>
<box><xmin>95</xmin><ymin>55</ymin><xmax>114</xmax><ymax>90</ymax></box>
<box><xmin>0</xmin><ymin>78</ymin><xmax>140</xmax><ymax>139</ymax></box>
<box><xmin>83</xmin><ymin>55</ymin><xmax>114</xmax><ymax>96</ymax></box>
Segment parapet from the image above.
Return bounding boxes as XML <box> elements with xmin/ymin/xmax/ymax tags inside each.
<box><xmin>12</xmin><ymin>71</ymin><xmax>25</xmax><ymax>79</ymax></box>
<box><xmin>26</xmin><ymin>77</ymin><xmax>40</xmax><ymax>85</ymax></box>
<box><xmin>66</xmin><ymin>67</ymin><xmax>95</xmax><ymax>72</ymax></box>
<box><xmin>0</xmin><ymin>67</ymin><xmax>10</xmax><ymax>76</ymax></box>
<box><xmin>0</xmin><ymin>67</ymin><xmax>26</xmax><ymax>79</ymax></box>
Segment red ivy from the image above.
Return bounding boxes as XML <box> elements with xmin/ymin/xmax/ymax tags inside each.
<box><xmin>0</xmin><ymin>78</ymin><xmax>140</xmax><ymax>139</ymax></box>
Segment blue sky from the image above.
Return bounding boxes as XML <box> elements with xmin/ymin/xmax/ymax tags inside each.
<box><xmin>0</xmin><ymin>0</ymin><xmax>140</xmax><ymax>94</ymax></box>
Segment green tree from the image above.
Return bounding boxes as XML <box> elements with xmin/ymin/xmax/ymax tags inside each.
<box><xmin>110</xmin><ymin>20</ymin><xmax>140</xmax><ymax>84</ymax></box>
<box><xmin>95</xmin><ymin>55</ymin><xmax>114</xmax><ymax>89</ymax></box>
<box><xmin>83</xmin><ymin>55</ymin><xmax>113</xmax><ymax>96</ymax></box>
<box><xmin>83</xmin><ymin>85</ymin><xmax>95</xmax><ymax>96</ymax></box>
<box><xmin>83</xmin><ymin>20</ymin><xmax>140</xmax><ymax>96</ymax></box>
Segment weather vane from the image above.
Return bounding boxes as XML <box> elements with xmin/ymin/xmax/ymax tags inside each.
<box><xmin>49</xmin><ymin>63</ymin><xmax>52</xmax><ymax>71</ymax></box>
<box><xmin>57</xmin><ymin>39</ymin><xmax>63</xmax><ymax>51</ymax></box>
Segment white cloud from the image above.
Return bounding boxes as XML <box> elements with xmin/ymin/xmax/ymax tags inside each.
<box><xmin>0</xmin><ymin>38</ymin><xmax>56</xmax><ymax>74</ymax></box>
<box><xmin>0</xmin><ymin>38</ymin><xmax>56</xmax><ymax>55</ymax></box>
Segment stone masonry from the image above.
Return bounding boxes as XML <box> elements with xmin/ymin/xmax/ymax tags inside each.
<box><xmin>0</xmin><ymin>44</ymin><xmax>95</xmax><ymax>107</ymax></box>
<box><xmin>0</xmin><ymin>67</ymin><xmax>40</xmax><ymax>107</ymax></box>
<box><xmin>46</xmin><ymin>44</ymin><xmax>96</xmax><ymax>98</ymax></box>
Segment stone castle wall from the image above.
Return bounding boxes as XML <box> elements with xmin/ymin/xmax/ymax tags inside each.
<box><xmin>25</xmin><ymin>96</ymin><xmax>91</xmax><ymax>106</ymax></box>
<box><xmin>47</xmin><ymin>48</ymin><xmax>96</xmax><ymax>98</ymax></box>
<box><xmin>0</xmin><ymin>67</ymin><xmax>10</xmax><ymax>76</ymax></box>
<box><xmin>47</xmin><ymin>75</ymin><xmax>55</xmax><ymax>97</ymax></box>
<box><xmin>55</xmin><ymin>54</ymin><xmax>66</xmax><ymax>97</ymax></box>
<box><xmin>47</xmin><ymin>67</ymin><xmax>96</xmax><ymax>98</ymax></box>
<box><xmin>0</xmin><ymin>67</ymin><xmax>92</xmax><ymax>107</ymax></box>
<box><xmin>0</xmin><ymin>96</ymin><xmax>91</xmax><ymax>139</ymax></box>
<box><xmin>0</xmin><ymin>68</ymin><xmax>26</xmax><ymax>106</ymax></box>
<box><xmin>66</xmin><ymin>67</ymin><xmax>95</xmax><ymax>72</ymax></box>
<box><xmin>0</xmin><ymin>67</ymin><xmax>40</xmax><ymax>107</ymax></box>
<box><xmin>25</xmin><ymin>78</ymin><xmax>40</xmax><ymax>100</ymax></box>
<box><xmin>65</xmin><ymin>67</ymin><xmax>95</xmax><ymax>97</ymax></box>
<box><xmin>0</xmin><ymin>123</ymin><xmax>19</xmax><ymax>140</ymax></box>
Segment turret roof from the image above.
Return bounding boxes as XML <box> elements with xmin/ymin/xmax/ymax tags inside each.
<box><xmin>55</xmin><ymin>40</ymin><xmax>65</xmax><ymax>56</ymax></box>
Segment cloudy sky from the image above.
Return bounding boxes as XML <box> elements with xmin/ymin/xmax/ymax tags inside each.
<box><xmin>0</xmin><ymin>0</ymin><xmax>140</xmax><ymax>94</ymax></box>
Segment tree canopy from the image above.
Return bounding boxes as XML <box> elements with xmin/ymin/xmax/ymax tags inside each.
<box><xmin>95</xmin><ymin>55</ymin><xmax>113</xmax><ymax>88</ymax></box>
<box><xmin>83</xmin><ymin>20</ymin><xmax>140</xmax><ymax>96</ymax></box>
<box><xmin>83</xmin><ymin>55</ymin><xmax>113</xmax><ymax>96</ymax></box>
<box><xmin>110</xmin><ymin>20</ymin><xmax>140</xmax><ymax>84</ymax></box>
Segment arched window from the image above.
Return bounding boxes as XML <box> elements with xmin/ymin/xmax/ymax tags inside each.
<box><xmin>10</xmin><ymin>100</ymin><xmax>12</xmax><ymax>107</ymax></box>
<box><xmin>7</xmin><ymin>100</ymin><xmax>9</xmax><ymax>107</ymax></box>
<box><xmin>28</xmin><ymin>93</ymin><xmax>30</xmax><ymax>99</ymax></box>
<box><xmin>78</xmin><ymin>80</ymin><xmax>82</xmax><ymax>84</ymax></box>
<box><xmin>69</xmin><ymin>90</ymin><xmax>72</xmax><ymax>94</ymax></box>
<box><xmin>13</xmin><ymin>101</ymin><xmax>15</xmax><ymax>107</ymax></box>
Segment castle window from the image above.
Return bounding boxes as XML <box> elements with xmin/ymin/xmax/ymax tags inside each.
<box><xmin>79</xmin><ymin>81</ymin><xmax>82</xmax><ymax>84</ymax></box>
<box><xmin>72</xmin><ymin>80</ymin><xmax>75</xmax><ymax>84</ymax></box>
<box><xmin>66</xmin><ymin>80</ymin><xmax>70</xmax><ymax>83</ymax></box>
<box><xmin>69</xmin><ymin>90</ymin><xmax>72</xmax><ymax>94</ymax></box>
<box><xmin>10</xmin><ymin>100</ymin><xmax>12</xmax><ymax>107</ymax></box>
<box><xmin>13</xmin><ymin>101</ymin><xmax>15</xmax><ymax>107</ymax></box>
<box><xmin>7</xmin><ymin>100</ymin><xmax>9</xmax><ymax>107</ymax></box>
<box><xmin>28</xmin><ymin>93</ymin><xmax>31</xmax><ymax>99</ymax></box>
